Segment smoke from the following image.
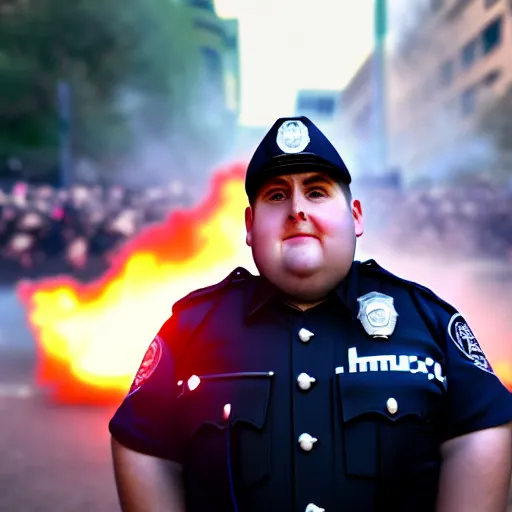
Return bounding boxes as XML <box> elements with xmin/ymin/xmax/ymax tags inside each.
<box><xmin>72</xmin><ymin>80</ymin><xmax>242</xmax><ymax>205</ymax></box>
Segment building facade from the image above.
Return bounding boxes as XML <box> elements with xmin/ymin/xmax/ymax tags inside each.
<box><xmin>341</xmin><ymin>0</ymin><xmax>512</xmax><ymax>185</ymax></box>
<box><xmin>185</xmin><ymin>0</ymin><xmax>241</xmax><ymax>144</ymax></box>
<box><xmin>338</xmin><ymin>54</ymin><xmax>377</xmax><ymax>177</ymax></box>
<box><xmin>388</xmin><ymin>0</ymin><xmax>512</xmax><ymax>183</ymax></box>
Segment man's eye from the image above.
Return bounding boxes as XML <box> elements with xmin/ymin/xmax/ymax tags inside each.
<box><xmin>268</xmin><ymin>191</ymin><xmax>286</xmax><ymax>201</ymax></box>
<box><xmin>308</xmin><ymin>189</ymin><xmax>327</xmax><ymax>198</ymax></box>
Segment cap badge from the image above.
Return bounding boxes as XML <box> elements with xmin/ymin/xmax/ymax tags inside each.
<box><xmin>276</xmin><ymin>120</ymin><xmax>310</xmax><ymax>154</ymax></box>
<box><xmin>357</xmin><ymin>292</ymin><xmax>398</xmax><ymax>339</ymax></box>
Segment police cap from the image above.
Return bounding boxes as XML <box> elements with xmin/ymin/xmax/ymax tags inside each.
<box><xmin>245</xmin><ymin>116</ymin><xmax>352</xmax><ymax>200</ymax></box>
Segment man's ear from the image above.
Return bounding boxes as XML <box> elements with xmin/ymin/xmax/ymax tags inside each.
<box><xmin>352</xmin><ymin>199</ymin><xmax>364</xmax><ymax>237</ymax></box>
<box><xmin>245</xmin><ymin>206</ymin><xmax>253</xmax><ymax>246</ymax></box>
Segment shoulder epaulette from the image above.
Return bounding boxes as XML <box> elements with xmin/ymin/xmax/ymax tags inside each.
<box><xmin>360</xmin><ymin>259</ymin><xmax>456</xmax><ymax>313</ymax></box>
<box><xmin>172</xmin><ymin>266</ymin><xmax>253</xmax><ymax>312</ymax></box>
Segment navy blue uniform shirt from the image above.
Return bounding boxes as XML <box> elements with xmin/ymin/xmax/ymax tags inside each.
<box><xmin>109</xmin><ymin>260</ymin><xmax>512</xmax><ymax>512</ymax></box>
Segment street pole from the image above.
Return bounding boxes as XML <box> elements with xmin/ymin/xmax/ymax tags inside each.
<box><xmin>373</xmin><ymin>0</ymin><xmax>388</xmax><ymax>175</ymax></box>
<box><xmin>57</xmin><ymin>80</ymin><xmax>72</xmax><ymax>187</ymax></box>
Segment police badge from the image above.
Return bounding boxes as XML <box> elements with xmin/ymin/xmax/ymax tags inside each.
<box><xmin>357</xmin><ymin>292</ymin><xmax>398</xmax><ymax>339</ymax></box>
<box><xmin>276</xmin><ymin>120</ymin><xmax>310</xmax><ymax>154</ymax></box>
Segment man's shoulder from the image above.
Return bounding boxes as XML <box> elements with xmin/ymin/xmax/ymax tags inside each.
<box><xmin>172</xmin><ymin>266</ymin><xmax>255</xmax><ymax>313</ymax></box>
<box><xmin>359</xmin><ymin>259</ymin><xmax>457</xmax><ymax>316</ymax></box>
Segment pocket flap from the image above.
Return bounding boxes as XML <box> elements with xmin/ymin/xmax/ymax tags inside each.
<box><xmin>342</xmin><ymin>393</ymin><xmax>429</xmax><ymax>423</ymax></box>
<box><xmin>338</xmin><ymin>374</ymin><xmax>438</xmax><ymax>424</ymax></box>
<box><xmin>179</xmin><ymin>373</ymin><xmax>273</xmax><ymax>437</ymax></box>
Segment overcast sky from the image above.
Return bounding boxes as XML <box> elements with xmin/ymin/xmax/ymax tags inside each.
<box><xmin>214</xmin><ymin>0</ymin><xmax>378</xmax><ymax>127</ymax></box>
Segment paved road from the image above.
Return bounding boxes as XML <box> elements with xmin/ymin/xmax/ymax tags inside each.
<box><xmin>0</xmin><ymin>286</ymin><xmax>121</xmax><ymax>511</ymax></box>
<box><xmin>0</xmin><ymin>348</ymin><xmax>120</xmax><ymax>512</ymax></box>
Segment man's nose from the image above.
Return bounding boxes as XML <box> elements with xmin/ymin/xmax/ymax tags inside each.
<box><xmin>288</xmin><ymin>192</ymin><xmax>308</xmax><ymax>222</ymax></box>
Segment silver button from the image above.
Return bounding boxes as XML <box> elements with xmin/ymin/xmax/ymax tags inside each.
<box><xmin>223</xmin><ymin>403</ymin><xmax>231</xmax><ymax>421</ymax></box>
<box><xmin>305</xmin><ymin>504</ymin><xmax>325</xmax><ymax>512</ymax></box>
<box><xmin>298</xmin><ymin>328</ymin><xmax>314</xmax><ymax>343</ymax></box>
<box><xmin>187</xmin><ymin>375</ymin><xmax>201</xmax><ymax>391</ymax></box>
<box><xmin>297</xmin><ymin>373</ymin><xmax>316</xmax><ymax>391</ymax></box>
<box><xmin>386</xmin><ymin>397</ymin><xmax>398</xmax><ymax>415</ymax></box>
<box><xmin>298</xmin><ymin>433</ymin><xmax>318</xmax><ymax>452</ymax></box>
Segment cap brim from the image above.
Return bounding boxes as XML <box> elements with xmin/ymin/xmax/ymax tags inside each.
<box><xmin>267</xmin><ymin>152</ymin><xmax>339</xmax><ymax>170</ymax></box>
<box><xmin>246</xmin><ymin>153</ymin><xmax>350</xmax><ymax>199</ymax></box>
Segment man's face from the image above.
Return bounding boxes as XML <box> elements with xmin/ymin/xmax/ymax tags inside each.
<box><xmin>245</xmin><ymin>171</ymin><xmax>364</xmax><ymax>302</ymax></box>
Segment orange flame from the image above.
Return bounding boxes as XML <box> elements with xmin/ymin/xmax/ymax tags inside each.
<box><xmin>493</xmin><ymin>362</ymin><xmax>512</xmax><ymax>390</ymax></box>
<box><xmin>17</xmin><ymin>163</ymin><xmax>256</xmax><ymax>404</ymax></box>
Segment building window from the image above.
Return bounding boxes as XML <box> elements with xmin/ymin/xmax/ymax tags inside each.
<box><xmin>317</xmin><ymin>98</ymin><xmax>336</xmax><ymax>116</ymax></box>
<box><xmin>484</xmin><ymin>0</ymin><xmax>499</xmax><ymax>8</ymax></box>
<box><xmin>445</xmin><ymin>0</ymin><xmax>471</xmax><ymax>20</ymax></box>
<box><xmin>481</xmin><ymin>16</ymin><xmax>502</xmax><ymax>54</ymax></box>
<box><xmin>194</xmin><ymin>19</ymin><xmax>225</xmax><ymax>39</ymax></box>
<box><xmin>481</xmin><ymin>69</ymin><xmax>501</xmax><ymax>87</ymax></box>
<box><xmin>297</xmin><ymin>97</ymin><xmax>312</xmax><ymax>111</ymax></box>
<box><xmin>188</xmin><ymin>0</ymin><xmax>214</xmax><ymax>11</ymax></box>
<box><xmin>440</xmin><ymin>60</ymin><xmax>454</xmax><ymax>87</ymax></box>
<box><xmin>460</xmin><ymin>86</ymin><xmax>478</xmax><ymax>116</ymax></box>
<box><xmin>430</xmin><ymin>0</ymin><xmax>444</xmax><ymax>11</ymax></box>
<box><xmin>296</xmin><ymin>96</ymin><xmax>336</xmax><ymax>117</ymax></box>
<box><xmin>461</xmin><ymin>38</ymin><xmax>478</xmax><ymax>69</ymax></box>
<box><xmin>200</xmin><ymin>47</ymin><xmax>223</xmax><ymax>97</ymax></box>
<box><xmin>201</xmin><ymin>47</ymin><xmax>221</xmax><ymax>75</ymax></box>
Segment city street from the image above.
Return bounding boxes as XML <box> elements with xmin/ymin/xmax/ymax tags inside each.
<box><xmin>0</xmin><ymin>348</ymin><xmax>119</xmax><ymax>511</ymax></box>
<box><xmin>0</xmin><ymin>288</ymin><xmax>120</xmax><ymax>511</ymax></box>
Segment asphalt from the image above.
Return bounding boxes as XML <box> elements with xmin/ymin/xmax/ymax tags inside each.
<box><xmin>0</xmin><ymin>286</ymin><xmax>120</xmax><ymax>512</ymax></box>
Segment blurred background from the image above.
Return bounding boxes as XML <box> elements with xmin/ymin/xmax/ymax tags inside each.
<box><xmin>0</xmin><ymin>0</ymin><xmax>511</xmax><ymax>509</ymax></box>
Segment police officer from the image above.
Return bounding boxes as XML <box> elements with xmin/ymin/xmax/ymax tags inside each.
<box><xmin>109</xmin><ymin>117</ymin><xmax>512</xmax><ymax>512</ymax></box>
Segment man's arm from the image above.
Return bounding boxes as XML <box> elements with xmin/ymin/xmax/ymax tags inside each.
<box><xmin>436</xmin><ymin>424</ymin><xmax>512</xmax><ymax>512</ymax></box>
<box><xmin>108</xmin><ymin>318</ymin><xmax>187</xmax><ymax>511</ymax></box>
<box><xmin>111</xmin><ymin>437</ymin><xmax>186</xmax><ymax>512</ymax></box>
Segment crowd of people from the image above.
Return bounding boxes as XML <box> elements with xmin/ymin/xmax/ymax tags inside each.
<box><xmin>0</xmin><ymin>180</ymin><xmax>193</xmax><ymax>283</ymax></box>
<box><xmin>366</xmin><ymin>180</ymin><xmax>512</xmax><ymax>261</ymax></box>
<box><xmin>0</xmin><ymin>177</ymin><xmax>510</xmax><ymax>284</ymax></box>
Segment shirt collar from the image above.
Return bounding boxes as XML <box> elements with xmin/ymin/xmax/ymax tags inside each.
<box><xmin>244</xmin><ymin>274</ymin><xmax>280</xmax><ymax>320</ymax></box>
<box><xmin>244</xmin><ymin>260</ymin><xmax>362</xmax><ymax>320</ymax></box>
<box><xmin>334</xmin><ymin>260</ymin><xmax>361</xmax><ymax>320</ymax></box>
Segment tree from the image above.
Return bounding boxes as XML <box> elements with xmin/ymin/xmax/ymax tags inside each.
<box><xmin>0</xmin><ymin>0</ymin><xmax>209</xmax><ymax>183</ymax></box>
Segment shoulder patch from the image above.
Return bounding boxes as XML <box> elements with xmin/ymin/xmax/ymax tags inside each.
<box><xmin>173</xmin><ymin>266</ymin><xmax>253</xmax><ymax>312</ymax></box>
<box><xmin>447</xmin><ymin>313</ymin><xmax>494</xmax><ymax>374</ymax></box>
<box><xmin>129</xmin><ymin>336</ymin><xmax>163</xmax><ymax>393</ymax></box>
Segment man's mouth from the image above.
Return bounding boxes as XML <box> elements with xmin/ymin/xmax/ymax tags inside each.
<box><xmin>283</xmin><ymin>233</ymin><xmax>318</xmax><ymax>241</ymax></box>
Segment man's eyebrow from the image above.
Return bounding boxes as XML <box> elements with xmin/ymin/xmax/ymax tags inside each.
<box><xmin>259</xmin><ymin>177</ymin><xmax>289</xmax><ymax>190</ymax></box>
<box><xmin>301</xmin><ymin>175</ymin><xmax>335</xmax><ymax>187</ymax></box>
<box><xmin>259</xmin><ymin>174</ymin><xmax>335</xmax><ymax>193</ymax></box>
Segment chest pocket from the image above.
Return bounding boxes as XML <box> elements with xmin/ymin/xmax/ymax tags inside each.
<box><xmin>337</xmin><ymin>372</ymin><xmax>444</xmax><ymax>480</ymax></box>
<box><xmin>178</xmin><ymin>372</ymin><xmax>273</xmax><ymax>491</ymax></box>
